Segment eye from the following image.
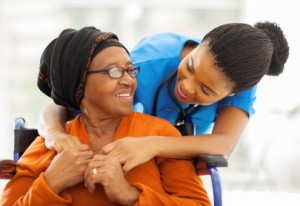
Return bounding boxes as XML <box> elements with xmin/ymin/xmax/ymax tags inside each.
<box><xmin>201</xmin><ymin>86</ymin><xmax>211</xmax><ymax>96</ymax></box>
<box><xmin>109</xmin><ymin>67</ymin><xmax>122</xmax><ymax>77</ymax></box>
<box><xmin>186</xmin><ymin>56</ymin><xmax>194</xmax><ymax>73</ymax></box>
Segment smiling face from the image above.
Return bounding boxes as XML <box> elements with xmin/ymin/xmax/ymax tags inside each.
<box><xmin>82</xmin><ymin>46</ymin><xmax>137</xmax><ymax>119</ymax></box>
<box><xmin>175</xmin><ymin>42</ymin><xmax>235</xmax><ymax>105</ymax></box>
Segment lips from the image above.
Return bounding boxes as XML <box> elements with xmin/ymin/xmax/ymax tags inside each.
<box><xmin>177</xmin><ymin>84</ymin><xmax>189</xmax><ymax>99</ymax></box>
<box><xmin>115</xmin><ymin>89</ymin><xmax>134</xmax><ymax>100</ymax></box>
<box><xmin>116</xmin><ymin>93</ymin><xmax>131</xmax><ymax>97</ymax></box>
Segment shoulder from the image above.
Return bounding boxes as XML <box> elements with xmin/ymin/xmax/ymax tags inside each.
<box><xmin>132</xmin><ymin>33</ymin><xmax>200</xmax><ymax>47</ymax></box>
<box><xmin>130</xmin><ymin>33</ymin><xmax>200</xmax><ymax>63</ymax></box>
<box><xmin>131</xmin><ymin>112</ymin><xmax>181</xmax><ymax>136</ymax></box>
<box><xmin>133</xmin><ymin>111</ymin><xmax>171</xmax><ymax>124</ymax></box>
<box><xmin>218</xmin><ymin>86</ymin><xmax>257</xmax><ymax>116</ymax></box>
<box><xmin>17</xmin><ymin>137</ymin><xmax>55</xmax><ymax>174</ymax></box>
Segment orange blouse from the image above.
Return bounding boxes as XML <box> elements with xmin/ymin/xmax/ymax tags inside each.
<box><xmin>0</xmin><ymin>112</ymin><xmax>211</xmax><ymax>206</ymax></box>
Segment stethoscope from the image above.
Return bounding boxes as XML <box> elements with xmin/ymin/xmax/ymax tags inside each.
<box><xmin>152</xmin><ymin>71</ymin><xmax>199</xmax><ymax>135</ymax></box>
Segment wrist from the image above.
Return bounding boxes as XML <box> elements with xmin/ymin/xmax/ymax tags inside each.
<box><xmin>46</xmin><ymin>127</ymin><xmax>64</xmax><ymax>138</ymax></box>
<box><xmin>44</xmin><ymin>171</ymin><xmax>64</xmax><ymax>194</ymax></box>
<box><xmin>146</xmin><ymin>136</ymin><xmax>162</xmax><ymax>156</ymax></box>
<box><xmin>120</xmin><ymin>186</ymin><xmax>140</xmax><ymax>206</ymax></box>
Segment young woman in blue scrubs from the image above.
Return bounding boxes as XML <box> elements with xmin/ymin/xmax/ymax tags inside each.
<box><xmin>38</xmin><ymin>21</ymin><xmax>289</xmax><ymax>172</ymax></box>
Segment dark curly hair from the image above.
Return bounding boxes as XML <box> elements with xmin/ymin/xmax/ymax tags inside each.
<box><xmin>202</xmin><ymin>21</ymin><xmax>289</xmax><ymax>93</ymax></box>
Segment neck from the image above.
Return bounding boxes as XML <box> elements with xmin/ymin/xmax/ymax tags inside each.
<box><xmin>82</xmin><ymin>114</ymin><xmax>122</xmax><ymax>153</ymax></box>
<box><xmin>83</xmin><ymin>114</ymin><xmax>121</xmax><ymax>136</ymax></box>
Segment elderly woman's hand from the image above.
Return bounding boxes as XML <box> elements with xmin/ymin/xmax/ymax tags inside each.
<box><xmin>44</xmin><ymin>144</ymin><xmax>93</xmax><ymax>194</ymax></box>
<box><xmin>84</xmin><ymin>155</ymin><xmax>140</xmax><ymax>205</ymax></box>
<box><xmin>45</xmin><ymin>130</ymin><xmax>81</xmax><ymax>153</ymax></box>
<box><xmin>101</xmin><ymin>137</ymin><xmax>157</xmax><ymax>173</ymax></box>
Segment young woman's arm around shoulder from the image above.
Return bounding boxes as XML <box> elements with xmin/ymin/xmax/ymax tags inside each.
<box><xmin>102</xmin><ymin>106</ymin><xmax>248</xmax><ymax>172</ymax></box>
<box><xmin>39</xmin><ymin>101</ymin><xmax>81</xmax><ymax>153</ymax></box>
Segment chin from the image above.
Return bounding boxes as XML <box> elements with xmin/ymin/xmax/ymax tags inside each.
<box><xmin>120</xmin><ymin>109</ymin><xmax>134</xmax><ymax>117</ymax></box>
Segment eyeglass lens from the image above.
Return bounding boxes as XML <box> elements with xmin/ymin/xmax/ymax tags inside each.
<box><xmin>109</xmin><ymin>67</ymin><xmax>139</xmax><ymax>78</ymax></box>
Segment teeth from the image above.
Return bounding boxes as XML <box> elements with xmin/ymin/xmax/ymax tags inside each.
<box><xmin>117</xmin><ymin>93</ymin><xmax>130</xmax><ymax>97</ymax></box>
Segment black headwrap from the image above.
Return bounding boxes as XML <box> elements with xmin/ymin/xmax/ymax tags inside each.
<box><xmin>37</xmin><ymin>26</ymin><xmax>128</xmax><ymax>109</ymax></box>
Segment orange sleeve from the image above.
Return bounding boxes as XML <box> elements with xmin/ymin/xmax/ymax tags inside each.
<box><xmin>131</xmin><ymin>158</ymin><xmax>211</xmax><ymax>206</ymax></box>
<box><xmin>0</xmin><ymin>137</ymin><xmax>72</xmax><ymax>206</ymax></box>
<box><xmin>131</xmin><ymin>122</ymin><xmax>211</xmax><ymax>206</ymax></box>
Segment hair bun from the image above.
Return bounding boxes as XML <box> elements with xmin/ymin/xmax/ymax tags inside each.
<box><xmin>254</xmin><ymin>21</ymin><xmax>289</xmax><ymax>76</ymax></box>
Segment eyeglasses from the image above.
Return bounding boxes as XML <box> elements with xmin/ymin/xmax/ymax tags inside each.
<box><xmin>87</xmin><ymin>66</ymin><xmax>140</xmax><ymax>79</ymax></box>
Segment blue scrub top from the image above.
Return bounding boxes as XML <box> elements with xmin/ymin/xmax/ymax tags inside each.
<box><xmin>131</xmin><ymin>33</ymin><xmax>257</xmax><ymax>134</ymax></box>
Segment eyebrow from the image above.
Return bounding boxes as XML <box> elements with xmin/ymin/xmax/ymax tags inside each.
<box><xmin>190</xmin><ymin>55</ymin><xmax>219</xmax><ymax>96</ymax></box>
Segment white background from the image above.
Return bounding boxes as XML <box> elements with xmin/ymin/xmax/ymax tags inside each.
<box><xmin>1</xmin><ymin>0</ymin><xmax>299</xmax><ymax>205</ymax></box>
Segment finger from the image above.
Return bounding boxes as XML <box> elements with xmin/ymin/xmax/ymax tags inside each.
<box><xmin>65</xmin><ymin>139</ymin><xmax>77</xmax><ymax>148</ymax></box>
<box><xmin>55</xmin><ymin>140</ymin><xmax>72</xmax><ymax>152</ymax></box>
<box><xmin>88</xmin><ymin>158</ymin><xmax>105</xmax><ymax>170</ymax></box>
<box><xmin>76</xmin><ymin>152</ymin><xmax>94</xmax><ymax>167</ymax></box>
<box><xmin>101</xmin><ymin>142</ymin><xmax>116</xmax><ymax>154</ymax></box>
<box><xmin>84</xmin><ymin>176</ymin><xmax>96</xmax><ymax>193</ymax></box>
<box><xmin>73</xmin><ymin>146</ymin><xmax>94</xmax><ymax>162</ymax></box>
<box><xmin>91</xmin><ymin>154</ymin><xmax>109</xmax><ymax>162</ymax></box>
<box><xmin>73</xmin><ymin>137</ymin><xmax>81</xmax><ymax>146</ymax></box>
<box><xmin>77</xmin><ymin>144</ymin><xmax>92</xmax><ymax>151</ymax></box>
<box><xmin>84</xmin><ymin>168</ymin><xmax>104</xmax><ymax>193</ymax></box>
<box><xmin>115</xmin><ymin>155</ymin><xmax>127</xmax><ymax>165</ymax></box>
<box><xmin>66</xmin><ymin>136</ymin><xmax>81</xmax><ymax>147</ymax></box>
<box><xmin>84</xmin><ymin>166</ymin><xmax>98</xmax><ymax>180</ymax></box>
<box><xmin>53</xmin><ymin>142</ymin><xmax>64</xmax><ymax>153</ymax></box>
<box><xmin>102</xmin><ymin>148</ymin><xmax>120</xmax><ymax>158</ymax></box>
<box><xmin>122</xmin><ymin>162</ymin><xmax>134</xmax><ymax>174</ymax></box>
<box><xmin>82</xmin><ymin>151</ymin><xmax>94</xmax><ymax>160</ymax></box>
<box><xmin>45</xmin><ymin>140</ymin><xmax>55</xmax><ymax>149</ymax></box>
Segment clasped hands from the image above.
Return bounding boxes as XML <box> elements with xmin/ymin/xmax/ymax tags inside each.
<box><xmin>45</xmin><ymin>133</ymin><xmax>156</xmax><ymax>173</ymax></box>
<box><xmin>44</xmin><ymin>144</ymin><xmax>140</xmax><ymax>204</ymax></box>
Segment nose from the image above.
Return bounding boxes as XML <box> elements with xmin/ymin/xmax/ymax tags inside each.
<box><xmin>181</xmin><ymin>78</ymin><xmax>196</xmax><ymax>96</ymax></box>
<box><xmin>119</xmin><ymin>72</ymin><xmax>135</xmax><ymax>86</ymax></box>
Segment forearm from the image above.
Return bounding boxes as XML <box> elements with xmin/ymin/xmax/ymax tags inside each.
<box><xmin>132</xmin><ymin>182</ymin><xmax>209</xmax><ymax>206</ymax></box>
<box><xmin>153</xmin><ymin>106</ymin><xmax>250</xmax><ymax>159</ymax></box>
<box><xmin>119</xmin><ymin>186</ymin><xmax>140</xmax><ymax>206</ymax></box>
<box><xmin>0</xmin><ymin>173</ymin><xmax>71</xmax><ymax>205</ymax></box>
<box><xmin>152</xmin><ymin>134</ymin><xmax>233</xmax><ymax>159</ymax></box>
<box><xmin>38</xmin><ymin>101</ymin><xmax>68</xmax><ymax>138</ymax></box>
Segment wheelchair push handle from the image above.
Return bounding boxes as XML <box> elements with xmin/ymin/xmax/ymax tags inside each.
<box><xmin>15</xmin><ymin>117</ymin><xmax>25</xmax><ymax>130</ymax></box>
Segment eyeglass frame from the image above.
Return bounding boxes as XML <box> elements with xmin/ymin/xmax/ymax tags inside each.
<box><xmin>86</xmin><ymin>66</ymin><xmax>140</xmax><ymax>79</ymax></box>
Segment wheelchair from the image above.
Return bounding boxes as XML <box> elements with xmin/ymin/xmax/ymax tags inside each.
<box><xmin>0</xmin><ymin>117</ymin><xmax>228</xmax><ymax>206</ymax></box>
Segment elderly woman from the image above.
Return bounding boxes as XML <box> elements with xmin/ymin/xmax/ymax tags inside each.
<box><xmin>0</xmin><ymin>27</ymin><xmax>211</xmax><ymax>206</ymax></box>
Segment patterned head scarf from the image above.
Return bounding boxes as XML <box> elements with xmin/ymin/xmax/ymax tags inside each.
<box><xmin>37</xmin><ymin>26</ymin><xmax>128</xmax><ymax>109</ymax></box>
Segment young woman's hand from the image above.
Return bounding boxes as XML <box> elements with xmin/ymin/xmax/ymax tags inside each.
<box><xmin>44</xmin><ymin>144</ymin><xmax>93</xmax><ymax>194</ymax></box>
<box><xmin>45</xmin><ymin>130</ymin><xmax>81</xmax><ymax>153</ymax></box>
<box><xmin>101</xmin><ymin>137</ymin><xmax>157</xmax><ymax>173</ymax></box>
<box><xmin>84</xmin><ymin>155</ymin><xmax>140</xmax><ymax>205</ymax></box>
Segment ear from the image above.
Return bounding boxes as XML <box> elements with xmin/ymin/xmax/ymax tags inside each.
<box><xmin>228</xmin><ymin>93</ymin><xmax>235</xmax><ymax>97</ymax></box>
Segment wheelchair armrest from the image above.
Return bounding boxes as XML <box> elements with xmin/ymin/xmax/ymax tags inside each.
<box><xmin>0</xmin><ymin>159</ymin><xmax>16</xmax><ymax>179</ymax></box>
<box><xmin>194</xmin><ymin>154</ymin><xmax>228</xmax><ymax>174</ymax></box>
<box><xmin>14</xmin><ymin>128</ymin><xmax>38</xmax><ymax>162</ymax></box>
<box><xmin>0</xmin><ymin>118</ymin><xmax>38</xmax><ymax>180</ymax></box>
